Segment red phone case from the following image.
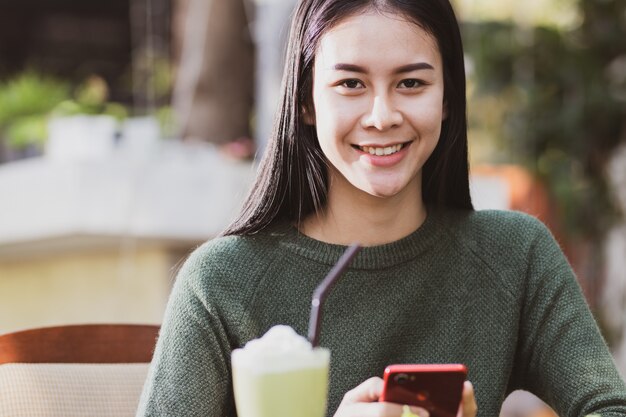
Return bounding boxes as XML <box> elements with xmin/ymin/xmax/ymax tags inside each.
<box><xmin>380</xmin><ymin>364</ymin><xmax>467</xmax><ymax>417</ymax></box>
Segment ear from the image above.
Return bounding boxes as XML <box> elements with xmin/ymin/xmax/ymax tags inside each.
<box><xmin>442</xmin><ymin>100</ymin><xmax>449</xmax><ymax>121</ymax></box>
<box><xmin>301</xmin><ymin>105</ymin><xmax>316</xmax><ymax>126</ymax></box>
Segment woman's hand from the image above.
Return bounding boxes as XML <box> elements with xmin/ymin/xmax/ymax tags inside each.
<box><xmin>333</xmin><ymin>377</ymin><xmax>478</xmax><ymax>417</ymax></box>
<box><xmin>456</xmin><ymin>381</ymin><xmax>477</xmax><ymax>417</ymax></box>
<box><xmin>333</xmin><ymin>377</ymin><xmax>429</xmax><ymax>417</ymax></box>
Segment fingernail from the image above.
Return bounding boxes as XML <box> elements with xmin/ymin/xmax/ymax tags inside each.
<box><xmin>401</xmin><ymin>404</ymin><xmax>430</xmax><ymax>417</ymax></box>
<box><xmin>411</xmin><ymin>406</ymin><xmax>430</xmax><ymax>417</ymax></box>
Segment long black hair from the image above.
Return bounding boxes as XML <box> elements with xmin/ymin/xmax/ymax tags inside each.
<box><xmin>222</xmin><ymin>0</ymin><xmax>473</xmax><ymax>237</ymax></box>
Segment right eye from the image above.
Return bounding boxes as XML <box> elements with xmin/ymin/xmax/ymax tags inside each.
<box><xmin>340</xmin><ymin>79</ymin><xmax>364</xmax><ymax>89</ymax></box>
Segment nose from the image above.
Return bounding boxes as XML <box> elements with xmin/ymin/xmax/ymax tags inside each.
<box><xmin>362</xmin><ymin>95</ymin><xmax>403</xmax><ymax>131</ymax></box>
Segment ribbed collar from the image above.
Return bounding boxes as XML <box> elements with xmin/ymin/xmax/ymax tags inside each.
<box><xmin>274</xmin><ymin>209</ymin><xmax>445</xmax><ymax>270</ymax></box>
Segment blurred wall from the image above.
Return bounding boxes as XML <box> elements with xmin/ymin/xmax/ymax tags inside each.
<box><xmin>0</xmin><ymin>142</ymin><xmax>254</xmax><ymax>334</ymax></box>
<box><xmin>0</xmin><ymin>246</ymin><xmax>178</xmax><ymax>333</ymax></box>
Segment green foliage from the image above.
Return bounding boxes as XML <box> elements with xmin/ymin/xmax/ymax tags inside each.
<box><xmin>0</xmin><ymin>72</ymin><xmax>70</xmax><ymax>149</ymax></box>
<box><xmin>155</xmin><ymin>105</ymin><xmax>175</xmax><ymax>138</ymax></box>
<box><xmin>464</xmin><ymin>0</ymin><xmax>626</xmax><ymax>238</ymax></box>
<box><xmin>0</xmin><ymin>73</ymin><xmax>130</xmax><ymax>152</ymax></box>
<box><xmin>0</xmin><ymin>72</ymin><xmax>70</xmax><ymax>125</ymax></box>
<box><xmin>5</xmin><ymin>116</ymin><xmax>48</xmax><ymax>148</ymax></box>
<box><xmin>51</xmin><ymin>76</ymin><xmax>129</xmax><ymax>120</ymax></box>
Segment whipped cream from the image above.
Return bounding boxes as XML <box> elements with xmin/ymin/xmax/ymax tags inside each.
<box><xmin>232</xmin><ymin>325</ymin><xmax>329</xmax><ymax>373</ymax></box>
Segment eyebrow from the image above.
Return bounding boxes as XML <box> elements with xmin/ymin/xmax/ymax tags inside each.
<box><xmin>330</xmin><ymin>62</ymin><xmax>434</xmax><ymax>74</ymax></box>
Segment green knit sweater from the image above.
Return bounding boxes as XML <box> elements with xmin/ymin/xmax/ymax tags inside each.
<box><xmin>136</xmin><ymin>209</ymin><xmax>626</xmax><ymax>417</ymax></box>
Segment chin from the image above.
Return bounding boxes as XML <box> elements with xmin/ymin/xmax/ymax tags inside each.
<box><xmin>362</xmin><ymin>184</ymin><xmax>405</xmax><ymax>199</ymax></box>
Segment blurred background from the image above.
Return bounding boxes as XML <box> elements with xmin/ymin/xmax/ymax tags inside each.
<box><xmin>0</xmin><ymin>0</ymin><xmax>624</xmax><ymax>415</ymax></box>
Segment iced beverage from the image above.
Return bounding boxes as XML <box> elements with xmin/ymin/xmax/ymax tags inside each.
<box><xmin>232</xmin><ymin>325</ymin><xmax>330</xmax><ymax>417</ymax></box>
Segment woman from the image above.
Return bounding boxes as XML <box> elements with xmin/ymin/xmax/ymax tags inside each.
<box><xmin>137</xmin><ymin>0</ymin><xmax>626</xmax><ymax>416</ymax></box>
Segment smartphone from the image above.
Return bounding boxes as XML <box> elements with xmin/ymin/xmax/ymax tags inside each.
<box><xmin>379</xmin><ymin>364</ymin><xmax>467</xmax><ymax>417</ymax></box>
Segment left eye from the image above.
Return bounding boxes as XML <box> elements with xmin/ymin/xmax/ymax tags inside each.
<box><xmin>398</xmin><ymin>79</ymin><xmax>421</xmax><ymax>88</ymax></box>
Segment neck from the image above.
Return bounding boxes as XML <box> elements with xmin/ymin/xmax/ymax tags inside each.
<box><xmin>300</xmin><ymin>174</ymin><xmax>427</xmax><ymax>246</ymax></box>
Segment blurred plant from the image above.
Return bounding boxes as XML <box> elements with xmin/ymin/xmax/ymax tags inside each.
<box><xmin>464</xmin><ymin>0</ymin><xmax>626</xmax><ymax>239</ymax></box>
<box><xmin>151</xmin><ymin>57</ymin><xmax>174</xmax><ymax>102</ymax></box>
<box><xmin>119</xmin><ymin>54</ymin><xmax>173</xmax><ymax>115</ymax></box>
<box><xmin>155</xmin><ymin>105</ymin><xmax>175</xmax><ymax>139</ymax></box>
<box><xmin>0</xmin><ymin>72</ymin><xmax>70</xmax><ymax>149</ymax></box>
<box><xmin>0</xmin><ymin>73</ymin><xmax>133</xmax><ymax>158</ymax></box>
<box><xmin>52</xmin><ymin>75</ymin><xmax>129</xmax><ymax>120</ymax></box>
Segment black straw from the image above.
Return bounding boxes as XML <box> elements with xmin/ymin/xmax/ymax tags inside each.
<box><xmin>308</xmin><ymin>243</ymin><xmax>361</xmax><ymax>347</ymax></box>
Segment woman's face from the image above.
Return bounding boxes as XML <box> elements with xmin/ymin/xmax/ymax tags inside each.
<box><xmin>309</xmin><ymin>11</ymin><xmax>445</xmax><ymax>201</ymax></box>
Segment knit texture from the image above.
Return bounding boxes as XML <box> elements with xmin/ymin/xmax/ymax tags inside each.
<box><xmin>136</xmin><ymin>209</ymin><xmax>626</xmax><ymax>417</ymax></box>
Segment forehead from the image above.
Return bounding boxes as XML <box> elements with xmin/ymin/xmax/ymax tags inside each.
<box><xmin>315</xmin><ymin>11</ymin><xmax>441</xmax><ymax>69</ymax></box>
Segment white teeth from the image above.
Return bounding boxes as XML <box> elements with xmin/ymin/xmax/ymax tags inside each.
<box><xmin>360</xmin><ymin>144</ymin><xmax>403</xmax><ymax>156</ymax></box>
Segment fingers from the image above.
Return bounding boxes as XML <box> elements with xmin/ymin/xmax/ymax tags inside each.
<box><xmin>458</xmin><ymin>381</ymin><xmax>477</xmax><ymax>417</ymax></box>
<box><xmin>341</xmin><ymin>377</ymin><xmax>384</xmax><ymax>404</ymax></box>
<box><xmin>337</xmin><ymin>401</ymin><xmax>429</xmax><ymax>417</ymax></box>
<box><xmin>335</xmin><ymin>377</ymin><xmax>429</xmax><ymax>417</ymax></box>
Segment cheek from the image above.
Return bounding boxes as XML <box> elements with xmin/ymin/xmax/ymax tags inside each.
<box><xmin>314</xmin><ymin>94</ymin><xmax>360</xmax><ymax>138</ymax></box>
<box><xmin>409</xmin><ymin>96</ymin><xmax>445</xmax><ymax>134</ymax></box>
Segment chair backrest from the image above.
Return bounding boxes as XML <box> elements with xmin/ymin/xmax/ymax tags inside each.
<box><xmin>0</xmin><ymin>324</ymin><xmax>160</xmax><ymax>364</ymax></box>
<box><xmin>0</xmin><ymin>324</ymin><xmax>160</xmax><ymax>417</ymax></box>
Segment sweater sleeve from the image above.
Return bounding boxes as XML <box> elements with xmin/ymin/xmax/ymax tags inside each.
<box><xmin>513</xmin><ymin>220</ymin><xmax>626</xmax><ymax>416</ymax></box>
<box><xmin>136</xmin><ymin>251</ymin><xmax>236</xmax><ymax>417</ymax></box>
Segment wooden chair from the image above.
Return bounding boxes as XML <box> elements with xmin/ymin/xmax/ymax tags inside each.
<box><xmin>0</xmin><ymin>324</ymin><xmax>160</xmax><ymax>417</ymax></box>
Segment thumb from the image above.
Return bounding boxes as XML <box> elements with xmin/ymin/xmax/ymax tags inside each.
<box><xmin>457</xmin><ymin>381</ymin><xmax>477</xmax><ymax>417</ymax></box>
<box><xmin>342</xmin><ymin>377</ymin><xmax>384</xmax><ymax>404</ymax></box>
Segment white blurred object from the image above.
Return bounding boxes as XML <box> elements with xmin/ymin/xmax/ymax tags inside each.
<box><xmin>0</xmin><ymin>141</ymin><xmax>255</xmax><ymax>259</ymax></box>
<box><xmin>252</xmin><ymin>0</ymin><xmax>298</xmax><ymax>155</ymax></box>
<box><xmin>121</xmin><ymin>116</ymin><xmax>161</xmax><ymax>154</ymax></box>
<box><xmin>603</xmin><ymin>143</ymin><xmax>626</xmax><ymax>377</ymax></box>
<box><xmin>469</xmin><ymin>175</ymin><xmax>509</xmax><ymax>210</ymax></box>
<box><xmin>47</xmin><ymin>116</ymin><xmax>118</xmax><ymax>161</ymax></box>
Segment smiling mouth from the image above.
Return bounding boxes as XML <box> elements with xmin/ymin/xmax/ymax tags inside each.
<box><xmin>351</xmin><ymin>141</ymin><xmax>411</xmax><ymax>156</ymax></box>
